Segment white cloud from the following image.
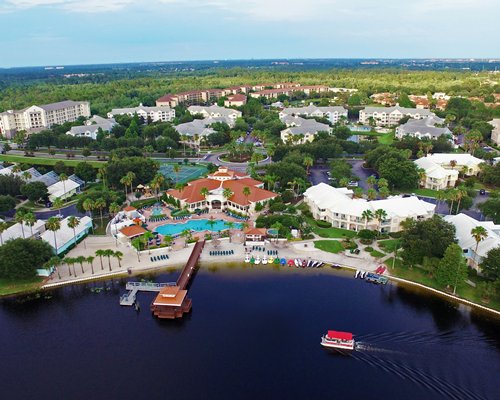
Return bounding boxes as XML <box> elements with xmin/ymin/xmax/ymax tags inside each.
<box><xmin>4</xmin><ymin>0</ymin><xmax>133</xmax><ymax>12</ymax></box>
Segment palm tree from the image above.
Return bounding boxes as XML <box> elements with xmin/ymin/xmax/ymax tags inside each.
<box><xmin>417</xmin><ymin>168</ymin><xmax>427</xmax><ymax>186</ymax></box>
<box><xmin>94</xmin><ymin>197</ymin><xmax>106</xmax><ymax>228</ymax></box>
<box><xmin>15</xmin><ymin>210</ymin><xmax>26</xmax><ymax>239</ymax></box>
<box><xmin>83</xmin><ymin>198</ymin><xmax>94</xmax><ymax>218</ymax></box>
<box><xmin>86</xmin><ymin>256</ymin><xmax>95</xmax><ymax>275</ymax></box>
<box><xmin>367</xmin><ymin>175</ymin><xmax>377</xmax><ymax>189</ymax></box>
<box><xmin>242</xmin><ymin>186</ymin><xmax>251</xmax><ymax>213</ymax></box>
<box><xmin>173</xmin><ymin>164</ymin><xmax>181</xmax><ymax>183</ymax></box>
<box><xmin>12</xmin><ymin>164</ymin><xmax>21</xmax><ymax>174</ymax></box>
<box><xmin>436</xmin><ymin>190</ymin><xmax>446</xmax><ymax>210</ymax></box>
<box><xmin>64</xmin><ymin>256</ymin><xmax>75</xmax><ymax>277</ymax></box>
<box><xmin>377</xmin><ymin>178</ymin><xmax>388</xmax><ymax>189</ymax></box>
<box><xmin>449</xmin><ymin>160</ymin><xmax>457</xmax><ymax>170</ymax></box>
<box><xmin>361</xmin><ymin>209</ymin><xmax>374</xmax><ymax>230</ymax></box>
<box><xmin>222</xmin><ymin>187</ymin><xmax>234</xmax><ymax>209</ymax></box>
<box><xmin>47</xmin><ymin>216</ymin><xmax>61</xmax><ymax>254</ymax></box>
<box><xmin>0</xmin><ymin>221</ymin><xmax>8</xmax><ymax>245</ymax></box>
<box><xmin>131</xmin><ymin>237</ymin><xmax>143</xmax><ymax>261</ymax></box>
<box><xmin>150</xmin><ymin>173</ymin><xmax>165</xmax><ymax>200</ymax></box>
<box><xmin>339</xmin><ymin>178</ymin><xmax>349</xmax><ymax>188</ymax></box>
<box><xmin>59</xmin><ymin>173</ymin><xmax>68</xmax><ymax>202</ymax></box>
<box><xmin>75</xmin><ymin>255</ymin><xmax>86</xmax><ymax>274</ymax></box>
<box><xmin>303</xmin><ymin>155</ymin><xmax>314</xmax><ymax>175</ymax></box>
<box><xmin>180</xmin><ymin>229</ymin><xmax>191</xmax><ymax>247</ymax></box>
<box><xmin>471</xmin><ymin>226</ymin><xmax>488</xmax><ymax>266</ymax></box>
<box><xmin>379</xmin><ymin>187</ymin><xmax>390</xmax><ymax>199</ymax></box>
<box><xmin>95</xmin><ymin>249</ymin><xmax>105</xmax><ymax>271</ymax></box>
<box><xmin>120</xmin><ymin>175</ymin><xmax>131</xmax><ymax>199</ymax></box>
<box><xmin>263</xmin><ymin>174</ymin><xmax>278</xmax><ymax>191</ymax></box>
<box><xmin>126</xmin><ymin>172</ymin><xmax>136</xmax><ymax>197</ymax></box>
<box><xmin>200</xmin><ymin>187</ymin><xmax>210</xmax><ymax>204</ymax></box>
<box><xmin>455</xmin><ymin>186</ymin><xmax>467</xmax><ymax>213</ymax></box>
<box><xmin>53</xmin><ymin>197</ymin><xmax>64</xmax><ymax>210</ymax></box>
<box><xmin>22</xmin><ymin>170</ymin><xmax>32</xmax><ymax>182</ymax></box>
<box><xmin>102</xmin><ymin>249</ymin><xmax>114</xmax><ymax>272</ymax></box>
<box><xmin>163</xmin><ymin>234</ymin><xmax>173</xmax><ymax>248</ymax></box>
<box><xmin>143</xmin><ymin>231</ymin><xmax>154</xmax><ymax>254</ymax></box>
<box><xmin>23</xmin><ymin>211</ymin><xmax>36</xmax><ymax>237</ymax></box>
<box><xmin>207</xmin><ymin>216</ymin><xmax>216</xmax><ymax>235</ymax></box>
<box><xmin>226</xmin><ymin>221</ymin><xmax>235</xmax><ymax>243</ymax></box>
<box><xmin>367</xmin><ymin>188</ymin><xmax>377</xmax><ymax>200</ymax></box>
<box><xmin>98</xmin><ymin>167</ymin><xmax>107</xmax><ymax>189</ymax></box>
<box><xmin>46</xmin><ymin>256</ymin><xmax>62</xmax><ymax>279</ymax></box>
<box><xmin>447</xmin><ymin>189</ymin><xmax>458</xmax><ymax>215</ymax></box>
<box><xmin>67</xmin><ymin>216</ymin><xmax>80</xmax><ymax>247</ymax></box>
<box><xmin>113</xmin><ymin>251</ymin><xmax>123</xmax><ymax>268</ymax></box>
<box><xmin>109</xmin><ymin>202</ymin><xmax>120</xmax><ymax>219</ymax></box>
<box><xmin>374</xmin><ymin>209</ymin><xmax>388</xmax><ymax>234</ymax></box>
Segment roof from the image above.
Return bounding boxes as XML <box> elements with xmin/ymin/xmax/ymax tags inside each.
<box><xmin>110</xmin><ymin>105</ymin><xmax>173</xmax><ymax>115</ymax></box>
<box><xmin>152</xmin><ymin>286</ymin><xmax>187</xmax><ymax>307</ymax></box>
<box><xmin>414</xmin><ymin>157</ymin><xmax>458</xmax><ymax>180</ymax></box>
<box><xmin>362</xmin><ymin>106</ymin><xmax>433</xmax><ymax>116</ymax></box>
<box><xmin>119</xmin><ymin>225</ymin><xmax>147</xmax><ymax>238</ymax></box>
<box><xmin>304</xmin><ymin>183</ymin><xmax>435</xmax><ymax>219</ymax></box>
<box><xmin>327</xmin><ymin>331</ymin><xmax>353</xmax><ymax>340</ymax></box>
<box><xmin>188</xmin><ymin>105</ymin><xmax>242</xmax><ymax>118</ymax></box>
<box><xmin>280</xmin><ymin>115</ymin><xmax>331</xmax><ymax>134</ymax></box>
<box><xmin>280</xmin><ymin>105</ymin><xmax>347</xmax><ymax>116</ymax></box>
<box><xmin>40</xmin><ymin>100</ymin><xmax>88</xmax><ymax>112</ymax></box>
<box><xmin>40</xmin><ymin>216</ymin><xmax>92</xmax><ymax>250</ymax></box>
<box><xmin>227</xmin><ymin>93</ymin><xmax>247</xmax><ymax>102</ymax></box>
<box><xmin>2</xmin><ymin>219</ymin><xmax>46</xmax><ymax>241</ymax></box>
<box><xmin>443</xmin><ymin>213</ymin><xmax>500</xmax><ymax>258</ymax></box>
<box><xmin>47</xmin><ymin>179</ymin><xmax>80</xmax><ymax>199</ymax></box>
<box><xmin>244</xmin><ymin>228</ymin><xmax>267</xmax><ymax>235</ymax></box>
<box><xmin>175</xmin><ymin>118</ymin><xmax>222</xmax><ymax>137</ymax></box>
<box><xmin>35</xmin><ymin>171</ymin><xmax>59</xmax><ymax>187</ymax></box>
<box><xmin>423</xmin><ymin>153</ymin><xmax>484</xmax><ymax>168</ymax></box>
<box><xmin>123</xmin><ymin>206</ymin><xmax>137</xmax><ymax>212</ymax></box>
<box><xmin>397</xmin><ymin>116</ymin><xmax>450</xmax><ymax>138</ymax></box>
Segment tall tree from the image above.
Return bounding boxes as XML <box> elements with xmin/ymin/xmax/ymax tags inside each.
<box><xmin>59</xmin><ymin>173</ymin><xmax>68</xmax><ymax>202</ymax></box>
<box><xmin>46</xmin><ymin>217</ymin><xmax>61</xmax><ymax>255</ymax></box>
<box><xmin>471</xmin><ymin>226</ymin><xmax>488</xmax><ymax>266</ymax></box>
<box><xmin>436</xmin><ymin>243</ymin><xmax>468</xmax><ymax>295</ymax></box>
<box><xmin>362</xmin><ymin>209</ymin><xmax>374</xmax><ymax>230</ymax></box>
<box><xmin>374</xmin><ymin>208</ymin><xmax>388</xmax><ymax>233</ymax></box>
<box><xmin>15</xmin><ymin>210</ymin><xmax>26</xmax><ymax>239</ymax></box>
<box><xmin>23</xmin><ymin>212</ymin><xmax>36</xmax><ymax>237</ymax></box>
<box><xmin>95</xmin><ymin>249</ymin><xmax>105</xmax><ymax>271</ymax></box>
<box><xmin>67</xmin><ymin>216</ymin><xmax>80</xmax><ymax>247</ymax></box>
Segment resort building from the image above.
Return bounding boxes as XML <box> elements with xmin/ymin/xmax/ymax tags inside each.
<box><xmin>174</xmin><ymin>117</ymin><xmax>233</xmax><ymax>143</ymax></box>
<box><xmin>304</xmin><ymin>183</ymin><xmax>436</xmax><ymax>233</ymax></box>
<box><xmin>249</xmin><ymin>85</ymin><xmax>330</xmax><ymax>99</ymax></box>
<box><xmin>415</xmin><ymin>153</ymin><xmax>484</xmax><ymax>180</ymax></box>
<box><xmin>110</xmin><ymin>206</ymin><xmax>146</xmax><ymax>237</ymax></box>
<box><xmin>47</xmin><ymin>178</ymin><xmax>81</xmax><ymax>202</ymax></box>
<box><xmin>444</xmin><ymin>213</ymin><xmax>500</xmax><ymax>272</ymax></box>
<box><xmin>370</xmin><ymin>93</ymin><xmax>396</xmax><ymax>106</ymax></box>
<box><xmin>0</xmin><ymin>100</ymin><xmax>91</xmax><ymax>138</ymax></box>
<box><xmin>187</xmin><ymin>106</ymin><xmax>241</xmax><ymax>125</ymax></box>
<box><xmin>244</xmin><ymin>228</ymin><xmax>267</xmax><ymax>244</ymax></box>
<box><xmin>0</xmin><ymin>166</ymin><xmax>42</xmax><ymax>183</ymax></box>
<box><xmin>1</xmin><ymin>219</ymin><xmax>46</xmax><ymax>243</ymax></box>
<box><xmin>40</xmin><ymin>216</ymin><xmax>93</xmax><ymax>255</ymax></box>
<box><xmin>118</xmin><ymin>225</ymin><xmax>147</xmax><ymax>242</ymax></box>
<box><xmin>408</xmin><ymin>95</ymin><xmax>430</xmax><ymax>109</ymax></box>
<box><xmin>396</xmin><ymin>116</ymin><xmax>452</xmax><ymax>140</ymax></box>
<box><xmin>166</xmin><ymin>167</ymin><xmax>277</xmax><ymax>214</ymax></box>
<box><xmin>414</xmin><ymin>157</ymin><xmax>459</xmax><ymax>190</ymax></box>
<box><xmin>107</xmin><ymin>104</ymin><xmax>175</xmax><ymax>123</ymax></box>
<box><xmin>359</xmin><ymin>106</ymin><xmax>433</xmax><ymax>127</ymax></box>
<box><xmin>279</xmin><ymin>105</ymin><xmax>348</xmax><ymax>125</ymax></box>
<box><xmin>280</xmin><ymin>115</ymin><xmax>331</xmax><ymax>144</ymax></box>
<box><xmin>224</xmin><ymin>94</ymin><xmax>247</xmax><ymax>107</ymax></box>
<box><xmin>489</xmin><ymin>119</ymin><xmax>500</xmax><ymax>145</ymax></box>
<box><xmin>66</xmin><ymin>115</ymin><xmax>117</xmax><ymax>140</ymax></box>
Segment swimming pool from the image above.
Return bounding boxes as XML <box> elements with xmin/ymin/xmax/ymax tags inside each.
<box><xmin>155</xmin><ymin>219</ymin><xmax>242</xmax><ymax>236</ymax></box>
<box><xmin>151</xmin><ymin>206</ymin><xmax>163</xmax><ymax>216</ymax></box>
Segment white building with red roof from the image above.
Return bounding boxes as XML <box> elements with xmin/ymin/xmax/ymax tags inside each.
<box><xmin>166</xmin><ymin>167</ymin><xmax>277</xmax><ymax>214</ymax></box>
<box><xmin>224</xmin><ymin>94</ymin><xmax>247</xmax><ymax>107</ymax></box>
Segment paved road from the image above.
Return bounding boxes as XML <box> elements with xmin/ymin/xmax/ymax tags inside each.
<box><xmin>202</xmin><ymin>151</ymin><xmax>271</xmax><ymax>172</ymax></box>
<box><xmin>0</xmin><ymin>203</ymin><xmax>84</xmax><ymax>221</ymax></box>
<box><xmin>348</xmin><ymin>159</ymin><xmax>375</xmax><ymax>191</ymax></box>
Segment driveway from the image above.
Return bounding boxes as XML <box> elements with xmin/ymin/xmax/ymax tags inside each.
<box><xmin>347</xmin><ymin>159</ymin><xmax>375</xmax><ymax>191</ymax></box>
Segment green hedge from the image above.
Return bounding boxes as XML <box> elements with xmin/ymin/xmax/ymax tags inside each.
<box><xmin>315</xmin><ymin>219</ymin><xmax>332</xmax><ymax>228</ymax></box>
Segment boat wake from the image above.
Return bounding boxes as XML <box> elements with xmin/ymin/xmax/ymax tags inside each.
<box><xmin>350</xmin><ymin>350</ymin><xmax>488</xmax><ymax>400</ymax></box>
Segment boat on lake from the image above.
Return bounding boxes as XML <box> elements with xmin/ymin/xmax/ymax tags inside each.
<box><xmin>321</xmin><ymin>330</ymin><xmax>355</xmax><ymax>351</ymax></box>
<box><xmin>254</xmin><ymin>256</ymin><xmax>261</xmax><ymax>265</ymax></box>
<box><xmin>244</xmin><ymin>254</ymin><xmax>250</xmax><ymax>263</ymax></box>
<box><xmin>365</xmin><ymin>272</ymin><xmax>388</xmax><ymax>285</ymax></box>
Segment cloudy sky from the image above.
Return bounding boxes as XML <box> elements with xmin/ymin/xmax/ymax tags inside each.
<box><xmin>0</xmin><ymin>0</ymin><xmax>498</xmax><ymax>67</ymax></box>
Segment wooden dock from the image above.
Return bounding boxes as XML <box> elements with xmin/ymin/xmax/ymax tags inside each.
<box><xmin>150</xmin><ymin>240</ymin><xmax>206</xmax><ymax>319</ymax></box>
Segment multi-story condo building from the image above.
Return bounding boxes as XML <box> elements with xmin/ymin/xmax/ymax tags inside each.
<box><xmin>187</xmin><ymin>105</ymin><xmax>241</xmax><ymax>126</ymax></box>
<box><xmin>107</xmin><ymin>104</ymin><xmax>175</xmax><ymax>123</ymax></box>
<box><xmin>279</xmin><ymin>105</ymin><xmax>348</xmax><ymax>125</ymax></box>
<box><xmin>396</xmin><ymin>116</ymin><xmax>451</xmax><ymax>140</ymax></box>
<box><xmin>0</xmin><ymin>100</ymin><xmax>90</xmax><ymax>138</ymax></box>
<box><xmin>66</xmin><ymin>115</ymin><xmax>117</xmax><ymax>140</ymax></box>
<box><xmin>280</xmin><ymin>115</ymin><xmax>331</xmax><ymax>144</ymax></box>
<box><xmin>304</xmin><ymin>183</ymin><xmax>435</xmax><ymax>233</ymax></box>
<box><xmin>359</xmin><ymin>105</ymin><xmax>433</xmax><ymax>126</ymax></box>
<box><xmin>249</xmin><ymin>85</ymin><xmax>331</xmax><ymax>99</ymax></box>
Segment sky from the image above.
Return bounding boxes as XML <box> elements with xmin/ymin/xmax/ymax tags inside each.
<box><xmin>0</xmin><ymin>0</ymin><xmax>499</xmax><ymax>67</ymax></box>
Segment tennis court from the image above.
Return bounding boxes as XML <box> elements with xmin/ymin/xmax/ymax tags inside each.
<box><xmin>158</xmin><ymin>162</ymin><xmax>208</xmax><ymax>183</ymax></box>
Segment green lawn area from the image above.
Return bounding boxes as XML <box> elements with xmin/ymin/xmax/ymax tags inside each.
<box><xmin>307</xmin><ymin>219</ymin><xmax>357</xmax><ymax>238</ymax></box>
<box><xmin>378</xmin><ymin>239</ymin><xmax>401</xmax><ymax>253</ymax></box>
<box><xmin>385</xmin><ymin>258</ymin><xmax>500</xmax><ymax>311</ymax></box>
<box><xmin>0</xmin><ymin>154</ymin><xmax>105</xmax><ymax>168</ymax></box>
<box><xmin>0</xmin><ymin>277</ymin><xmax>44</xmax><ymax>296</ymax></box>
<box><xmin>370</xmin><ymin>250</ymin><xmax>385</xmax><ymax>258</ymax></box>
<box><xmin>314</xmin><ymin>240</ymin><xmax>344</xmax><ymax>254</ymax></box>
<box><xmin>377</xmin><ymin>132</ymin><xmax>395</xmax><ymax>145</ymax></box>
<box><xmin>413</xmin><ymin>188</ymin><xmax>439</xmax><ymax>198</ymax></box>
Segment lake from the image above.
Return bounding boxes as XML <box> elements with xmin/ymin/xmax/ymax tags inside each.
<box><xmin>1</xmin><ymin>266</ymin><xmax>498</xmax><ymax>400</ymax></box>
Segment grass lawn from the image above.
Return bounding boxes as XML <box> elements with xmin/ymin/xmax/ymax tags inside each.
<box><xmin>413</xmin><ymin>188</ymin><xmax>439</xmax><ymax>198</ymax></box>
<box><xmin>378</xmin><ymin>239</ymin><xmax>401</xmax><ymax>253</ymax></box>
<box><xmin>314</xmin><ymin>240</ymin><xmax>344</xmax><ymax>254</ymax></box>
<box><xmin>378</xmin><ymin>132</ymin><xmax>395</xmax><ymax>145</ymax></box>
<box><xmin>385</xmin><ymin>258</ymin><xmax>500</xmax><ymax>311</ymax></box>
<box><xmin>370</xmin><ymin>250</ymin><xmax>385</xmax><ymax>258</ymax></box>
<box><xmin>0</xmin><ymin>277</ymin><xmax>44</xmax><ymax>296</ymax></box>
<box><xmin>0</xmin><ymin>154</ymin><xmax>105</xmax><ymax>168</ymax></box>
<box><xmin>308</xmin><ymin>222</ymin><xmax>357</xmax><ymax>239</ymax></box>
<box><xmin>92</xmin><ymin>216</ymin><xmax>112</xmax><ymax>235</ymax></box>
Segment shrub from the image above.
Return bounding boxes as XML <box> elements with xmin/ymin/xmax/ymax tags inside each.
<box><xmin>365</xmin><ymin>246</ymin><xmax>374</xmax><ymax>252</ymax></box>
<box><xmin>315</xmin><ymin>219</ymin><xmax>332</xmax><ymax>228</ymax></box>
<box><xmin>388</xmin><ymin>232</ymin><xmax>402</xmax><ymax>239</ymax></box>
<box><xmin>360</xmin><ymin>238</ymin><xmax>373</xmax><ymax>245</ymax></box>
<box><xmin>357</xmin><ymin>229</ymin><xmax>377</xmax><ymax>240</ymax></box>
<box><xmin>281</xmin><ymin>191</ymin><xmax>294</xmax><ymax>203</ymax></box>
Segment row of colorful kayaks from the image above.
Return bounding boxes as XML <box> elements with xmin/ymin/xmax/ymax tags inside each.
<box><xmin>244</xmin><ymin>254</ymin><xmax>325</xmax><ymax>268</ymax></box>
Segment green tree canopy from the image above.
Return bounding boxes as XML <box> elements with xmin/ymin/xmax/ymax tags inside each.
<box><xmin>481</xmin><ymin>246</ymin><xmax>500</xmax><ymax>281</ymax></box>
<box><xmin>435</xmin><ymin>243</ymin><xmax>468</xmax><ymax>294</ymax></box>
<box><xmin>20</xmin><ymin>181</ymin><xmax>48</xmax><ymax>202</ymax></box>
<box><xmin>0</xmin><ymin>195</ymin><xmax>16</xmax><ymax>212</ymax></box>
<box><xmin>0</xmin><ymin>238</ymin><xmax>54</xmax><ymax>280</ymax></box>
<box><xmin>75</xmin><ymin>162</ymin><xmax>97</xmax><ymax>183</ymax></box>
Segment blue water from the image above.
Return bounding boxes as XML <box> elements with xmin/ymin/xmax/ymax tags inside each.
<box><xmin>155</xmin><ymin>219</ymin><xmax>242</xmax><ymax>235</ymax></box>
<box><xmin>349</xmin><ymin>125</ymin><xmax>371</xmax><ymax>132</ymax></box>
<box><xmin>151</xmin><ymin>206</ymin><xmax>163</xmax><ymax>216</ymax></box>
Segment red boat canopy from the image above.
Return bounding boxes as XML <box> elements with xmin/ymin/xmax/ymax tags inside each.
<box><xmin>327</xmin><ymin>330</ymin><xmax>353</xmax><ymax>340</ymax></box>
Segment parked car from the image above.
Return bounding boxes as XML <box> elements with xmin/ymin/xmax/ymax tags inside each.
<box><xmin>349</xmin><ymin>248</ymin><xmax>360</xmax><ymax>255</ymax></box>
<box><xmin>479</xmin><ymin>189</ymin><xmax>486</xmax><ymax>195</ymax></box>
<box><xmin>348</xmin><ymin>181</ymin><xmax>359</xmax><ymax>187</ymax></box>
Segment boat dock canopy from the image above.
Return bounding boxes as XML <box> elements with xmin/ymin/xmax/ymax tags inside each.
<box><xmin>327</xmin><ymin>331</ymin><xmax>353</xmax><ymax>340</ymax></box>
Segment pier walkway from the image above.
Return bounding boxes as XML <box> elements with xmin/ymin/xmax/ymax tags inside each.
<box><xmin>119</xmin><ymin>281</ymin><xmax>176</xmax><ymax>306</ymax></box>
<box><xmin>151</xmin><ymin>240</ymin><xmax>206</xmax><ymax>319</ymax></box>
